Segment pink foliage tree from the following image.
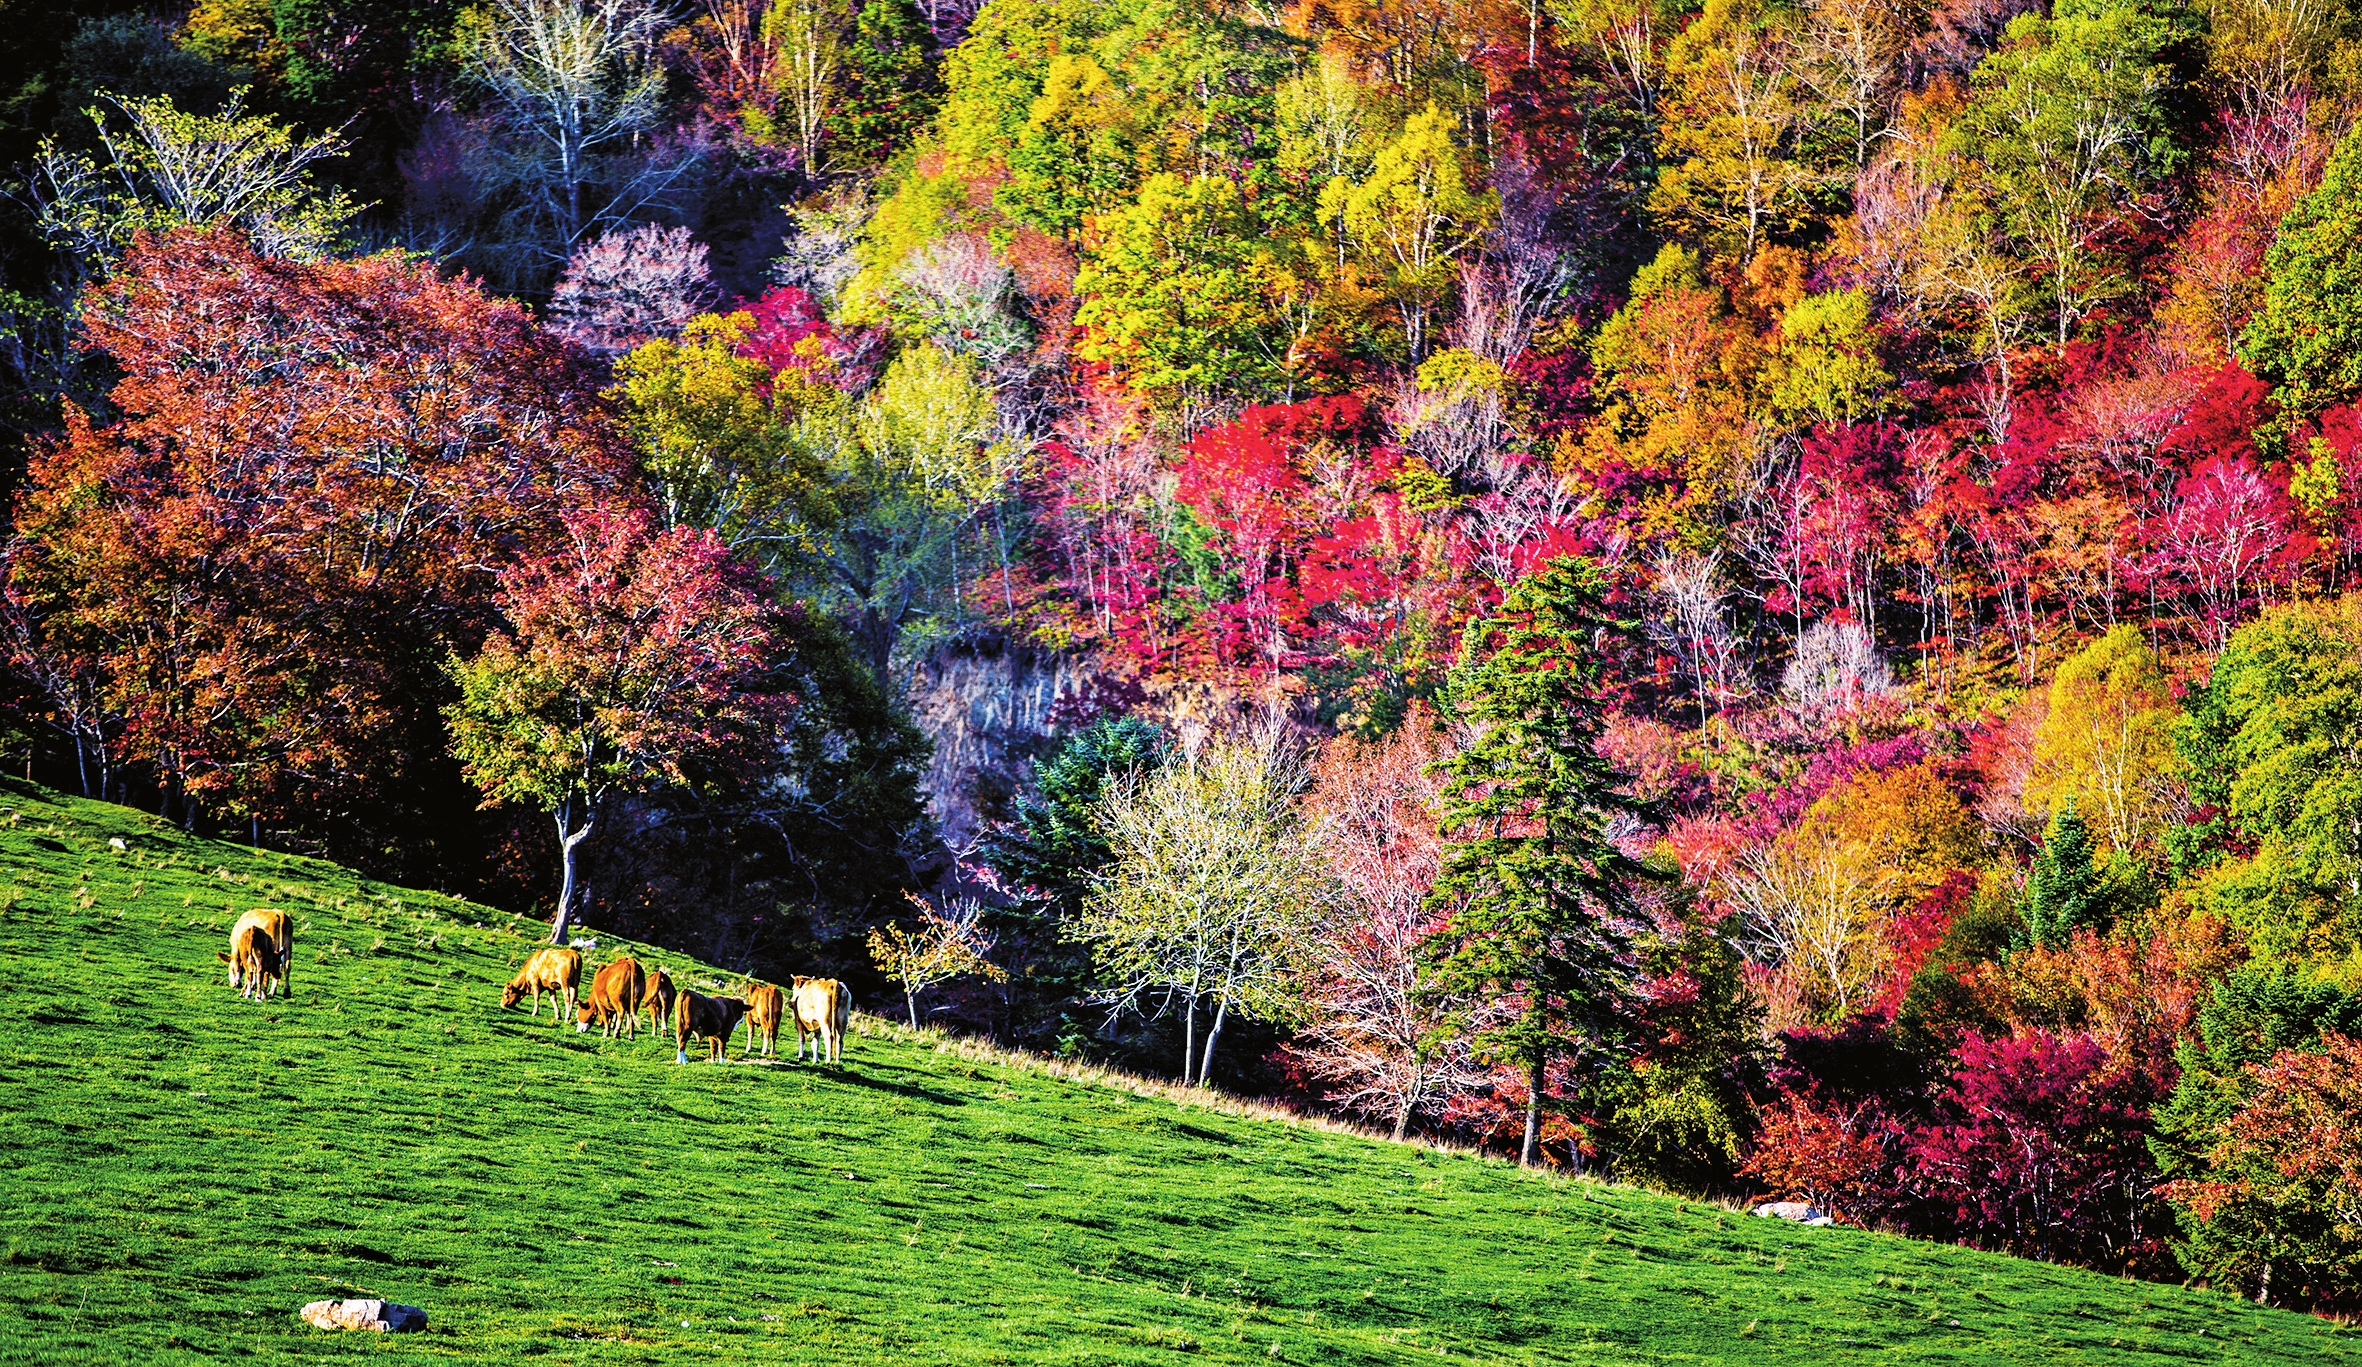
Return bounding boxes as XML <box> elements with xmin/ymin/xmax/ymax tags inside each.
<box><xmin>1287</xmin><ymin>708</ymin><xmax>1488</xmax><ymax>1139</ymax></box>
<box><xmin>2137</xmin><ymin>455</ymin><xmax>2309</xmax><ymax>651</ymax></box>
<box><xmin>548</xmin><ymin>223</ymin><xmax>721</xmax><ymax>358</ymax></box>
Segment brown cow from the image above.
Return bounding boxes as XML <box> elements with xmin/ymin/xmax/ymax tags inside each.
<box><xmin>741</xmin><ymin>982</ymin><xmax>784</xmax><ymax>1059</ymax></box>
<box><xmin>216</xmin><ymin>922</ymin><xmax>286</xmax><ymax>1002</ymax></box>
<box><xmin>674</xmin><ymin>989</ymin><xmax>751</xmax><ymax>1064</ymax></box>
<box><xmin>641</xmin><ymin>966</ymin><xmax>677</xmax><ymax>1040</ymax></box>
<box><xmin>500</xmin><ymin>946</ymin><xmax>583</xmax><ymax>1024</ymax></box>
<box><xmin>791</xmin><ymin>976</ymin><xmax>851</xmax><ymax>1064</ymax></box>
<box><xmin>228</xmin><ymin>909</ymin><xmax>293</xmax><ymax>998</ymax></box>
<box><xmin>576</xmin><ymin>957</ymin><xmax>647</xmax><ymax>1039</ymax></box>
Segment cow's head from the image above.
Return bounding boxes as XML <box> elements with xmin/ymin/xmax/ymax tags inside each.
<box><xmin>500</xmin><ymin>983</ymin><xmax>524</xmax><ymax>1008</ymax></box>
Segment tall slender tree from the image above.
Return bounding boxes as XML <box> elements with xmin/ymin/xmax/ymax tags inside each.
<box><xmin>1426</xmin><ymin>556</ymin><xmax>1659</xmax><ymax>1168</ymax></box>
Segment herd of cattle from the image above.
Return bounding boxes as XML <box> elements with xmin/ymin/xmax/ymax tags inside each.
<box><xmin>218</xmin><ymin>909</ymin><xmax>852</xmax><ymax>1066</ymax></box>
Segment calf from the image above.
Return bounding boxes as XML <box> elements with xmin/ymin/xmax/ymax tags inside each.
<box><xmin>228</xmin><ymin>909</ymin><xmax>293</xmax><ymax>999</ymax></box>
<box><xmin>674</xmin><ymin>990</ymin><xmax>751</xmax><ymax>1064</ymax></box>
<box><xmin>216</xmin><ymin>922</ymin><xmax>286</xmax><ymax>1002</ymax></box>
<box><xmin>576</xmin><ymin>957</ymin><xmax>647</xmax><ymax>1040</ymax></box>
<box><xmin>742</xmin><ymin>982</ymin><xmax>785</xmax><ymax>1059</ymax></box>
<box><xmin>791</xmin><ymin>976</ymin><xmax>852</xmax><ymax>1065</ymax></box>
<box><xmin>641</xmin><ymin>967</ymin><xmax>677</xmax><ymax>1040</ymax></box>
<box><xmin>500</xmin><ymin>946</ymin><xmax>583</xmax><ymax>1025</ymax></box>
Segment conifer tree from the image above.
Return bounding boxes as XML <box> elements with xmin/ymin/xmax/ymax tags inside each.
<box><xmin>2024</xmin><ymin>796</ymin><xmax>2104</xmax><ymax>949</ymax></box>
<box><xmin>1425</xmin><ymin>556</ymin><xmax>1657</xmax><ymax>1168</ymax></box>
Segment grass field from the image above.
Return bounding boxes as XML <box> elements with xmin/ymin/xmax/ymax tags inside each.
<box><xmin>0</xmin><ymin>779</ymin><xmax>2355</xmax><ymax>1365</ymax></box>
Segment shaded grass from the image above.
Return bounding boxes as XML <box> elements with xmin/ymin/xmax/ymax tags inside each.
<box><xmin>0</xmin><ymin>779</ymin><xmax>2354</xmax><ymax>1365</ymax></box>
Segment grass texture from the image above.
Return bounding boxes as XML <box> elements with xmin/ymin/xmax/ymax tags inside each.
<box><xmin>0</xmin><ymin>780</ymin><xmax>2355</xmax><ymax>1365</ymax></box>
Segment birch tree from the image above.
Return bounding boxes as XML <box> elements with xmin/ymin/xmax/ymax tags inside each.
<box><xmin>464</xmin><ymin>0</ymin><xmax>674</xmax><ymax>247</ymax></box>
<box><xmin>1078</xmin><ymin>735</ymin><xmax>1330</xmax><ymax>1087</ymax></box>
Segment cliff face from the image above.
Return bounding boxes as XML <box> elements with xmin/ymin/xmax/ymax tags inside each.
<box><xmin>902</xmin><ymin>633</ymin><xmax>1095</xmax><ymax>857</ymax></box>
<box><xmin>902</xmin><ymin>631</ymin><xmax>1300</xmax><ymax>861</ymax></box>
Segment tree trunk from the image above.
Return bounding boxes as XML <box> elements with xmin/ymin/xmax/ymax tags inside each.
<box><xmin>906</xmin><ymin>986</ymin><xmax>919</xmax><ymax>1028</ymax></box>
<box><xmin>1520</xmin><ymin>1059</ymin><xmax>1543</xmax><ymax>1167</ymax></box>
<box><xmin>1393</xmin><ymin>1057</ymin><xmax>1422</xmax><ymax>1142</ymax></box>
<box><xmin>1198</xmin><ymin>991</ymin><xmax>1230</xmax><ymax>1091</ymax></box>
<box><xmin>1180</xmin><ymin>995</ymin><xmax>1198</xmax><ymax>1085</ymax></box>
<box><xmin>549</xmin><ymin>800</ymin><xmax>595</xmax><ymax>945</ymax></box>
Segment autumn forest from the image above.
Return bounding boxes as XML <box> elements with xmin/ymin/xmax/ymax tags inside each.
<box><xmin>4</xmin><ymin>0</ymin><xmax>2362</xmax><ymax>1313</ymax></box>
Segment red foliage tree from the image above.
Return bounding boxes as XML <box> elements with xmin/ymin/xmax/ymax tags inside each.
<box><xmin>4</xmin><ymin>226</ymin><xmax>629</xmax><ymax>862</ymax></box>
<box><xmin>1903</xmin><ymin>1029</ymin><xmax>2168</xmax><ymax>1267</ymax></box>
<box><xmin>446</xmin><ymin>505</ymin><xmax>791</xmax><ymax>943</ymax></box>
<box><xmin>1740</xmin><ymin>1090</ymin><xmax>1902</xmax><ymax>1223</ymax></box>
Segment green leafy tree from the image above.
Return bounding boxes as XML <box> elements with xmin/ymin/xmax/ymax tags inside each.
<box><xmin>2154</xmin><ymin>967</ymin><xmax>2362</xmax><ymax>1303</ymax></box>
<box><xmin>1073</xmin><ymin>172</ymin><xmax>1289</xmax><ymax>398</ymax></box>
<box><xmin>999</xmin><ymin>52</ymin><xmax>1140</xmax><ymax>236</ymax></box>
<box><xmin>29</xmin><ymin>87</ymin><xmax>356</xmax><ymax>284</ymax></box>
<box><xmin>1325</xmin><ymin>103</ymin><xmax>1495</xmax><ymax>360</ymax></box>
<box><xmin>2175</xmin><ymin>598</ymin><xmax>2362</xmax><ymax>963</ymax></box>
<box><xmin>611</xmin><ymin>311</ymin><xmax>832</xmax><ymax>545</ymax></box>
<box><xmin>2027</xmin><ymin>624</ymin><xmax>2179</xmax><ymax>855</ymax></box>
<box><xmin>1425</xmin><ymin>556</ymin><xmax>1659</xmax><ymax>1168</ymax></box>
<box><xmin>981</xmin><ymin>717</ymin><xmax>1166</xmax><ymax>1044</ymax></box>
<box><xmin>2243</xmin><ymin>120</ymin><xmax>2362</xmax><ymax>421</ymax></box>
<box><xmin>828</xmin><ymin>0</ymin><xmax>939</xmax><ymax>168</ymax></box>
<box><xmin>1943</xmin><ymin>0</ymin><xmax>2191</xmax><ymax>349</ymax></box>
<box><xmin>1762</xmin><ymin>288</ymin><xmax>1891</xmax><ymax>428</ymax></box>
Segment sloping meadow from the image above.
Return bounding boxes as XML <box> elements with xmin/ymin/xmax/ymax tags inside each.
<box><xmin>0</xmin><ymin>779</ymin><xmax>2351</xmax><ymax>1365</ymax></box>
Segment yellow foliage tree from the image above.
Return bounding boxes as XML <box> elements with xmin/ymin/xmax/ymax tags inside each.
<box><xmin>869</xmin><ymin>892</ymin><xmax>1009</xmax><ymax>1027</ymax></box>
<box><xmin>2027</xmin><ymin>624</ymin><xmax>2180</xmax><ymax>855</ymax></box>
<box><xmin>1324</xmin><ymin>103</ymin><xmax>1496</xmax><ymax>359</ymax></box>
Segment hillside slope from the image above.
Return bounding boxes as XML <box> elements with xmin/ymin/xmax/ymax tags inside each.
<box><xmin>0</xmin><ymin>780</ymin><xmax>2353</xmax><ymax>1366</ymax></box>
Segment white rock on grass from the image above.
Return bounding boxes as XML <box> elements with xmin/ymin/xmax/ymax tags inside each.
<box><xmin>300</xmin><ymin>1299</ymin><xmax>427</xmax><ymax>1333</ymax></box>
<box><xmin>1751</xmin><ymin>1201</ymin><xmax>1835</xmax><ymax>1227</ymax></box>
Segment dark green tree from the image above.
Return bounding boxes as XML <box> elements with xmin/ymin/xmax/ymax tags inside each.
<box><xmin>2023</xmin><ymin>797</ymin><xmax>2105</xmax><ymax>949</ymax></box>
<box><xmin>2243</xmin><ymin>120</ymin><xmax>2362</xmax><ymax>421</ymax></box>
<box><xmin>1425</xmin><ymin>556</ymin><xmax>1658</xmax><ymax>1168</ymax></box>
<box><xmin>979</xmin><ymin>715</ymin><xmax>1164</xmax><ymax>1044</ymax></box>
<box><xmin>828</xmin><ymin>0</ymin><xmax>940</xmax><ymax>170</ymax></box>
<box><xmin>2151</xmin><ymin>965</ymin><xmax>2362</xmax><ymax>1287</ymax></box>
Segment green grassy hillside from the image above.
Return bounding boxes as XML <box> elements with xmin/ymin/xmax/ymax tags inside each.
<box><xmin>0</xmin><ymin>780</ymin><xmax>2352</xmax><ymax>1366</ymax></box>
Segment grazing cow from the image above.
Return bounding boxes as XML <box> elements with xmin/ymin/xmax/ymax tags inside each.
<box><xmin>791</xmin><ymin>976</ymin><xmax>852</xmax><ymax>1065</ymax></box>
<box><xmin>674</xmin><ymin>990</ymin><xmax>751</xmax><ymax>1064</ymax></box>
<box><xmin>500</xmin><ymin>947</ymin><xmax>583</xmax><ymax>1024</ymax></box>
<box><xmin>741</xmin><ymin>982</ymin><xmax>785</xmax><ymax>1059</ymax></box>
<box><xmin>228</xmin><ymin>909</ymin><xmax>293</xmax><ymax>998</ymax></box>
<box><xmin>216</xmin><ymin>922</ymin><xmax>286</xmax><ymax>1001</ymax></box>
<box><xmin>576</xmin><ymin>957</ymin><xmax>647</xmax><ymax>1039</ymax></box>
<box><xmin>641</xmin><ymin>967</ymin><xmax>677</xmax><ymax>1040</ymax></box>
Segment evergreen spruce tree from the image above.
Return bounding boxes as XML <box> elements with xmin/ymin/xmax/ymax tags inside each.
<box><xmin>978</xmin><ymin>716</ymin><xmax>1164</xmax><ymax>1044</ymax></box>
<box><xmin>1425</xmin><ymin>557</ymin><xmax>1657</xmax><ymax>1168</ymax></box>
<box><xmin>2024</xmin><ymin>797</ymin><xmax>2104</xmax><ymax>949</ymax></box>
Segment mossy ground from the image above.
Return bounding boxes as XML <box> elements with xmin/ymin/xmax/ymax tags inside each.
<box><xmin>0</xmin><ymin>780</ymin><xmax>2353</xmax><ymax>1365</ymax></box>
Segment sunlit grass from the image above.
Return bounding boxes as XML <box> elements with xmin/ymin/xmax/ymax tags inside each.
<box><xmin>0</xmin><ymin>778</ymin><xmax>2353</xmax><ymax>1364</ymax></box>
